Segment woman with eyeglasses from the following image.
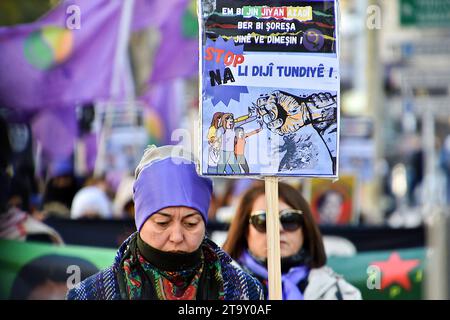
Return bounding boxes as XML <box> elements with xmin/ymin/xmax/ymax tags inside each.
<box><xmin>223</xmin><ymin>182</ymin><xmax>361</xmax><ymax>300</ymax></box>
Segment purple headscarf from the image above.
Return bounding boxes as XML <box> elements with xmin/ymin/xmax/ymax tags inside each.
<box><xmin>133</xmin><ymin>157</ymin><xmax>213</xmax><ymax>231</ymax></box>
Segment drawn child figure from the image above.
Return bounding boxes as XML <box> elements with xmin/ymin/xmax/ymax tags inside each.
<box><xmin>216</xmin><ymin>113</ymin><xmax>241</xmax><ymax>174</ymax></box>
<box><xmin>234</xmin><ymin>123</ymin><xmax>263</xmax><ymax>174</ymax></box>
<box><xmin>207</xmin><ymin>138</ymin><xmax>220</xmax><ymax>174</ymax></box>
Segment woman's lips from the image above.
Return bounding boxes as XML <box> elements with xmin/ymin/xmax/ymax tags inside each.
<box><xmin>280</xmin><ymin>240</ymin><xmax>289</xmax><ymax>246</ymax></box>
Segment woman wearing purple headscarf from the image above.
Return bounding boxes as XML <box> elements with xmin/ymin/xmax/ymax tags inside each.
<box><xmin>67</xmin><ymin>145</ymin><xmax>263</xmax><ymax>300</ymax></box>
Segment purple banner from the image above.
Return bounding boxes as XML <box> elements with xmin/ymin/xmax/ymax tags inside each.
<box><xmin>0</xmin><ymin>0</ymin><xmax>122</xmax><ymax>113</ymax></box>
<box><xmin>150</xmin><ymin>0</ymin><xmax>198</xmax><ymax>83</ymax></box>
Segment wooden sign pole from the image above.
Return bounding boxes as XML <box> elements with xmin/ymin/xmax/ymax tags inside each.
<box><xmin>265</xmin><ymin>176</ymin><xmax>282</xmax><ymax>300</ymax></box>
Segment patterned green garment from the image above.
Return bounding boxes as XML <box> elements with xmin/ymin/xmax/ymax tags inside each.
<box><xmin>120</xmin><ymin>234</ymin><xmax>225</xmax><ymax>300</ymax></box>
<box><xmin>67</xmin><ymin>232</ymin><xmax>264</xmax><ymax>300</ymax></box>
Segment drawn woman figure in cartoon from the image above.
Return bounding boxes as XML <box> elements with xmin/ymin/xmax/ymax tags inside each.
<box><xmin>207</xmin><ymin>112</ymin><xmax>223</xmax><ymax>174</ymax></box>
<box><xmin>207</xmin><ymin>112</ymin><xmax>223</xmax><ymax>144</ymax></box>
<box><xmin>234</xmin><ymin>123</ymin><xmax>263</xmax><ymax>174</ymax></box>
<box><xmin>216</xmin><ymin>113</ymin><xmax>241</xmax><ymax>174</ymax></box>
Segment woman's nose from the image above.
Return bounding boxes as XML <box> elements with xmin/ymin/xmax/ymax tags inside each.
<box><xmin>169</xmin><ymin>223</ymin><xmax>184</xmax><ymax>243</ymax></box>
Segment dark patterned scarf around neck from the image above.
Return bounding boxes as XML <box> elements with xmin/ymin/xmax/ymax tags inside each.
<box><xmin>117</xmin><ymin>234</ymin><xmax>225</xmax><ymax>300</ymax></box>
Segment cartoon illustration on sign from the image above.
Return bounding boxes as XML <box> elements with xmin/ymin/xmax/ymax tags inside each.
<box><xmin>200</xmin><ymin>0</ymin><xmax>339</xmax><ymax>177</ymax></box>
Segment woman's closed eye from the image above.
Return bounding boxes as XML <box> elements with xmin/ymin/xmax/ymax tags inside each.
<box><xmin>183</xmin><ymin>220</ymin><xmax>200</xmax><ymax>228</ymax></box>
<box><xmin>155</xmin><ymin>220</ymin><xmax>170</xmax><ymax>227</ymax></box>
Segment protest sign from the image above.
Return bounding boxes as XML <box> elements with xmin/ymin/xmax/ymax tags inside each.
<box><xmin>199</xmin><ymin>0</ymin><xmax>340</xmax><ymax>178</ymax></box>
<box><xmin>310</xmin><ymin>175</ymin><xmax>360</xmax><ymax>225</ymax></box>
<box><xmin>93</xmin><ymin>103</ymin><xmax>149</xmax><ymax>177</ymax></box>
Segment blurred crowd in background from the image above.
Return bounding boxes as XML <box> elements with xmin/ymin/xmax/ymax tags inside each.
<box><xmin>0</xmin><ymin>0</ymin><xmax>450</xmax><ymax>300</ymax></box>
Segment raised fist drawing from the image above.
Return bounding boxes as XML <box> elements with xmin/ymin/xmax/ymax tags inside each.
<box><xmin>306</xmin><ymin>92</ymin><xmax>337</xmax><ymax>124</ymax></box>
<box><xmin>255</xmin><ymin>91</ymin><xmax>337</xmax><ymax>135</ymax></box>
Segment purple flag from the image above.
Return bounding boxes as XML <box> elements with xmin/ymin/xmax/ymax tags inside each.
<box><xmin>150</xmin><ymin>0</ymin><xmax>198</xmax><ymax>83</ymax></box>
<box><xmin>83</xmin><ymin>133</ymin><xmax>98</xmax><ymax>173</ymax></box>
<box><xmin>132</xmin><ymin>0</ymin><xmax>173</xmax><ymax>32</ymax></box>
<box><xmin>136</xmin><ymin>0</ymin><xmax>197</xmax><ymax>146</ymax></box>
<box><xmin>31</xmin><ymin>105</ymin><xmax>77</xmax><ymax>168</ymax></box>
<box><xmin>139</xmin><ymin>80</ymin><xmax>183</xmax><ymax>145</ymax></box>
<box><xmin>0</xmin><ymin>0</ymin><xmax>122</xmax><ymax>113</ymax></box>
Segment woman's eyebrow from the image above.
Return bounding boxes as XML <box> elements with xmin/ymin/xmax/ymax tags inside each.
<box><xmin>154</xmin><ymin>212</ymin><xmax>172</xmax><ymax>218</ymax></box>
<box><xmin>182</xmin><ymin>212</ymin><xmax>201</xmax><ymax>219</ymax></box>
<box><xmin>155</xmin><ymin>212</ymin><xmax>200</xmax><ymax>219</ymax></box>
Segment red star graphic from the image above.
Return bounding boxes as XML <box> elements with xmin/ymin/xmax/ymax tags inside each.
<box><xmin>371</xmin><ymin>252</ymin><xmax>420</xmax><ymax>291</ymax></box>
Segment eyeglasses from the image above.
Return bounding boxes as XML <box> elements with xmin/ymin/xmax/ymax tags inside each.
<box><xmin>249</xmin><ymin>209</ymin><xmax>304</xmax><ymax>233</ymax></box>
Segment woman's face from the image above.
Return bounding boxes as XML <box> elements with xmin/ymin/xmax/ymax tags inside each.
<box><xmin>140</xmin><ymin>206</ymin><xmax>205</xmax><ymax>253</ymax></box>
<box><xmin>319</xmin><ymin>191</ymin><xmax>343</xmax><ymax>223</ymax></box>
<box><xmin>225</xmin><ymin>116</ymin><xmax>234</xmax><ymax>129</ymax></box>
<box><xmin>246</xmin><ymin>195</ymin><xmax>304</xmax><ymax>259</ymax></box>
